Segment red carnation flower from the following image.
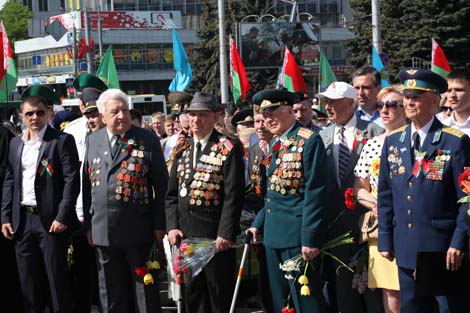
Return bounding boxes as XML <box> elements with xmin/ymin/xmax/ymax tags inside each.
<box><xmin>134</xmin><ymin>266</ymin><xmax>148</xmax><ymax>278</ymax></box>
<box><xmin>458</xmin><ymin>168</ymin><xmax>470</xmax><ymax>194</ymax></box>
<box><xmin>344</xmin><ymin>187</ymin><xmax>356</xmax><ymax>211</ymax></box>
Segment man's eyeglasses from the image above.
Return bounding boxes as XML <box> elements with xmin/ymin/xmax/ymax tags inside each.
<box><xmin>24</xmin><ymin>110</ymin><xmax>46</xmax><ymax>118</ymax></box>
<box><xmin>440</xmin><ymin>106</ymin><xmax>453</xmax><ymax>113</ymax></box>
<box><xmin>376</xmin><ymin>100</ymin><xmax>402</xmax><ymax>109</ymax></box>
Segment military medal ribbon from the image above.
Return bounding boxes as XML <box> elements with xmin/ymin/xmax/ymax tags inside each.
<box><xmin>412</xmin><ymin>151</ymin><xmax>429</xmax><ymax>177</ymax></box>
<box><xmin>352</xmin><ymin>130</ymin><xmax>367</xmax><ymax>153</ymax></box>
<box><xmin>38</xmin><ymin>157</ymin><xmax>54</xmax><ymax>176</ymax></box>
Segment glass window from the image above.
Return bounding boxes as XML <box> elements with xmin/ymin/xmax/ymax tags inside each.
<box><xmin>23</xmin><ymin>0</ymin><xmax>32</xmax><ymax>10</ymax></box>
<box><xmin>113</xmin><ymin>46</ymin><xmax>128</xmax><ymax>65</ymax></box>
<box><xmin>146</xmin><ymin>45</ymin><xmax>159</xmax><ymax>64</ymax></box>
<box><xmin>130</xmin><ymin>45</ymin><xmax>144</xmax><ymax>64</ymax></box>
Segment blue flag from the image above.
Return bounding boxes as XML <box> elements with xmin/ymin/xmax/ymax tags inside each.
<box><xmin>372</xmin><ymin>45</ymin><xmax>389</xmax><ymax>87</ymax></box>
<box><xmin>169</xmin><ymin>28</ymin><xmax>192</xmax><ymax>91</ymax></box>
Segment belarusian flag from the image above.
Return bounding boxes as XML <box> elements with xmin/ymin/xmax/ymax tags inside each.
<box><xmin>229</xmin><ymin>36</ymin><xmax>251</xmax><ymax>104</ymax></box>
<box><xmin>280</xmin><ymin>48</ymin><xmax>308</xmax><ymax>95</ymax></box>
<box><xmin>432</xmin><ymin>38</ymin><xmax>451</xmax><ymax>79</ymax></box>
<box><xmin>0</xmin><ymin>22</ymin><xmax>17</xmax><ymax>102</ymax></box>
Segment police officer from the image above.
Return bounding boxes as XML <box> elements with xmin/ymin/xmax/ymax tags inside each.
<box><xmin>378</xmin><ymin>68</ymin><xmax>470</xmax><ymax>312</ymax></box>
<box><xmin>165</xmin><ymin>92</ymin><xmax>245</xmax><ymax>313</ymax></box>
<box><xmin>247</xmin><ymin>89</ymin><xmax>330</xmax><ymax>313</ymax></box>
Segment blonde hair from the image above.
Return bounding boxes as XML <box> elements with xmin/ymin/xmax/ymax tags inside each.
<box><xmin>377</xmin><ymin>85</ymin><xmax>403</xmax><ymax>102</ymax></box>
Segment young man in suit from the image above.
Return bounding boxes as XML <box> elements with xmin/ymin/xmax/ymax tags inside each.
<box><xmin>82</xmin><ymin>88</ymin><xmax>168</xmax><ymax>313</ymax></box>
<box><xmin>318</xmin><ymin>82</ymin><xmax>384</xmax><ymax>313</ymax></box>
<box><xmin>247</xmin><ymin>89</ymin><xmax>330</xmax><ymax>313</ymax></box>
<box><xmin>1</xmin><ymin>85</ymin><xmax>81</xmax><ymax>313</ymax></box>
<box><xmin>165</xmin><ymin>92</ymin><xmax>245</xmax><ymax>313</ymax></box>
<box><xmin>378</xmin><ymin>68</ymin><xmax>470</xmax><ymax>313</ymax></box>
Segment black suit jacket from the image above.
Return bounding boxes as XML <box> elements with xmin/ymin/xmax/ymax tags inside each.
<box><xmin>1</xmin><ymin>125</ymin><xmax>80</xmax><ymax>234</ymax></box>
<box><xmin>82</xmin><ymin>125</ymin><xmax>168</xmax><ymax>246</ymax></box>
<box><xmin>244</xmin><ymin>143</ymin><xmax>267</xmax><ymax>214</ymax></box>
<box><xmin>165</xmin><ymin>130</ymin><xmax>245</xmax><ymax>241</ymax></box>
<box><xmin>0</xmin><ymin>125</ymin><xmax>13</xmax><ymax>207</ymax></box>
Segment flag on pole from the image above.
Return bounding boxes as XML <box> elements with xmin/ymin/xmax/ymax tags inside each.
<box><xmin>432</xmin><ymin>38</ymin><xmax>451</xmax><ymax>79</ymax></box>
<box><xmin>169</xmin><ymin>28</ymin><xmax>192</xmax><ymax>92</ymax></box>
<box><xmin>229</xmin><ymin>36</ymin><xmax>251</xmax><ymax>104</ymax></box>
<box><xmin>0</xmin><ymin>22</ymin><xmax>17</xmax><ymax>102</ymax></box>
<box><xmin>319</xmin><ymin>51</ymin><xmax>336</xmax><ymax>90</ymax></box>
<box><xmin>280</xmin><ymin>48</ymin><xmax>308</xmax><ymax>95</ymax></box>
<box><xmin>372</xmin><ymin>45</ymin><xmax>389</xmax><ymax>87</ymax></box>
<box><xmin>96</xmin><ymin>47</ymin><xmax>120</xmax><ymax>89</ymax></box>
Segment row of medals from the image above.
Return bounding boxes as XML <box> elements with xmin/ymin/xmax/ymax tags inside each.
<box><xmin>178</xmin><ymin>144</ymin><xmax>226</xmax><ymax>207</ymax></box>
<box><xmin>115</xmin><ymin>149</ymin><xmax>149</xmax><ymax>204</ymax></box>
<box><xmin>269</xmin><ymin>140</ymin><xmax>305</xmax><ymax>195</ymax></box>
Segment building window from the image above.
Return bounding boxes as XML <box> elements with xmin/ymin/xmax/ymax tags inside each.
<box><xmin>23</xmin><ymin>0</ymin><xmax>32</xmax><ymax>10</ymax></box>
<box><xmin>39</xmin><ymin>0</ymin><xmax>48</xmax><ymax>11</ymax></box>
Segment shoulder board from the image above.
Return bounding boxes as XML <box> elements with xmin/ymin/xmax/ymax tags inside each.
<box><xmin>388</xmin><ymin>125</ymin><xmax>407</xmax><ymax>137</ymax></box>
<box><xmin>442</xmin><ymin>127</ymin><xmax>465</xmax><ymax>138</ymax></box>
<box><xmin>297</xmin><ymin>127</ymin><xmax>314</xmax><ymax>139</ymax></box>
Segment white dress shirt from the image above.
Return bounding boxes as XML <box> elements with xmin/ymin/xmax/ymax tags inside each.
<box><xmin>438</xmin><ymin>112</ymin><xmax>470</xmax><ymax>136</ymax></box>
<box><xmin>410</xmin><ymin>117</ymin><xmax>434</xmax><ymax>148</ymax></box>
<box><xmin>193</xmin><ymin>131</ymin><xmax>212</xmax><ymax>168</ymax></box>
<box><xmin>21</xmin><ymin>125</ymin><xmax>48</xmax><ymax>206</ymax></box>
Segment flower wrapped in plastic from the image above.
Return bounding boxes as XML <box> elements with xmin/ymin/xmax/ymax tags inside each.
<box><xmin>279</xmin><ymin>232</ymin><xmax>354</xmax><ymax>309</ymax></box>
<box><xmin>172</xmin><ymin>238</ymin><xmax>216</xmax><ymax>281</ymax></box>
<box><xmin>457</xmin><ymin>167</ymin><xmax>470</xmax><ymax>219</ymax></box>
<box><xmin>134</xmin><ymin>241</ymin><xmax>161</xmax><ymax>286</ymax></box>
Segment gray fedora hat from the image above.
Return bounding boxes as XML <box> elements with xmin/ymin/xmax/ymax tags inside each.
<box><xmin>186</xmin><ymin>92</ymin><xmax>218</xmax><ymax>112</ymax></box>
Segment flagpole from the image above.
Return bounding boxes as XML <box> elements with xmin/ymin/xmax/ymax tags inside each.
<box><xmin>276</xmin><ymin>0</ymin><xmax>297</xmax><ymax>89</ymax></box>
<box><xmin>218</xmin><ymin>0</ymin><xmax>229</xmax><ymax>106</ymax></box>
<box><xmin>372</xmin><ymin>0</ymin><xmax>381</xmax><ymax>53</ymax></box>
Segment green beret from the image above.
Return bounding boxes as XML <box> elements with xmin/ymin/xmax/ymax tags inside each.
<box><xmin>73</xmin><ymin>73</ymin><xmax>108</xmax><ymax>92</ymax></box>
<box><xmin>21</xmin><ymin>85</ymin><xmax>61</xmax><ymax>107</ymax></box>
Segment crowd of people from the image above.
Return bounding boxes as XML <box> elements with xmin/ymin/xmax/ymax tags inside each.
<box><xmin>0</xmin><ymin>65</ymin><xmax>470</xmax><ymax>313</ymax></box>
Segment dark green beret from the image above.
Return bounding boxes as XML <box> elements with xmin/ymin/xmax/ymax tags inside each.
<box><xmin>21</xmin><ymin>85</ymin><xmax>61</xmax><ymax>107</ymax></box>
<box><xmin>73</xmin><ymin>73</ymin><xmax>108</xmax><ymax>92</ymax></box>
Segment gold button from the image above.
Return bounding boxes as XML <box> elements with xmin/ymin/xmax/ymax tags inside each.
<box><xmin>407</xmin><ymin>210</ymin><xmax>412</xmax><ymax>215</ymax></box>
<box><xmin>408</xmin><ymin>223</ymin><xmax>413</xmax><ymax>229</ymax></box>
<box><xmin>408</xmin><ymin>182</ymin><xmax>413</xmax><ymax>188</ymax></box>
<box><xmin>267</xmin><ymin>209</ymin><xmax>271</xmax><ymax>213</ymax></box>
<box><xmin>406</xmin><ymin>195</ymin><xmax>412</xmax><ymax>201</ymax></box>
<box><xmin>267</xmin><ymin>198</ymin><xmax>271</xmax><ymax>203</ymax></box>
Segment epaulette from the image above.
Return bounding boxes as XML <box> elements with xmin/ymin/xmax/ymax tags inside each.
<box><xmin>442</xmin><ymin>127</ymin><xmax>465</xmax><ymax>138</ymax></box>
<box><xmin>297</xmin><ymin>127</ymin><xmax>314</xmax><ymax>139</ymax></box>
<box><xmin>388</xmin><ymin>125</ymin><xmax>407</xmax><ymax>136</ymax></box>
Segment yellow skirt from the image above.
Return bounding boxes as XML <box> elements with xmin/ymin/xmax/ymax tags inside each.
<box><xmin>368</xmin><ymin>239</ymin><xmax>400</xmax><ymax>290</ymax></box>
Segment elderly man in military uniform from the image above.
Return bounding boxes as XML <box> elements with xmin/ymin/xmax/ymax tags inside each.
<box><xmin>82</xmin><ymin>89</ymin><xmax>168</xmax><ymax>313</ymax></box>
<box><xmin>378</xmin><ymin>68</ymin><xmax>470</xmax><ymax>313</ymax></box>
<box><xmin>165</xmin><ymin>92</ymin><xmax>245</xmax><ymax>313</ymax></box>
<box><xmin>247</xmin><ymin>89</ymin><xmax>330</xmax><ymax>313</ymax></box>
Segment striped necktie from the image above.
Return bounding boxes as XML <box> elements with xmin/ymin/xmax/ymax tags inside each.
<box><xmin>338</xmin><ymin>126</ymin><xmax>350</xmax><ymax>183</ymax></box>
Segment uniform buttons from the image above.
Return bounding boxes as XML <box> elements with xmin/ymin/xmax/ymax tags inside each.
<box><xmin>267</xmin><ymin>209</ymin><xmax>271</xmax><ymax>213</ymax></box>
<box><xmin>406</xmin><ymin>195</ymin><xmax>412</xmax><ymax>201</ymax></box>
<box><xmin>408</xmin><ymin>223</ymin><xmax>413</xmax><ymax>229</ymax></box>
<box><xmin>408</xmin><ymin>182</ymin><xmax>413</xmax><ymax>188</ymax></box>
<box><xmin>407</xmin><ymin>210</ymin><xmax>412</xmax><ymax>216</ymax></box>
<box><xmin>267</xmin><ymin>198</ymin><xmax>271</xmax><ymax>203</ymax></box>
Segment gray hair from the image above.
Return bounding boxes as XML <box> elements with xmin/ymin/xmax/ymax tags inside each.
<box><xmin>96</xmin><ymin>89</ymin><xmax>129</xmax><ymax>113</ymax></box>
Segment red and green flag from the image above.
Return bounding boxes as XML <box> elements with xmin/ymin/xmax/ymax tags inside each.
<box><xmin>280</xmin><ymin>48</ymin><xmax>308</xmax><ymax>95</ymax></box>
<box><xmin>0</xmin><ymin>22</ymin><xmax>18</xmax><ymax>102</ymax></box>
<box><xmin>432</xmin><ymin>38</ymin><xmax>451</xmax><ymax>79</ymax></box>
<box><xmin>229</xmin><ymin>36</ymin><xmax>251</xmax><ymax>104</ymax></box>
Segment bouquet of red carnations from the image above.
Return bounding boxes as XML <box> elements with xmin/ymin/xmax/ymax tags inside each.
<box><xmin>172</xmin><ymin>238</ymin><xmax>216</xmax><ymax>281</ymax></box>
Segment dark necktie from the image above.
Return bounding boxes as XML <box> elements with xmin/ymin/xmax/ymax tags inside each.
<box><xmin>413</xmin><ymin>133</ymin><xmax>421</xmax><ymax>151</ymax></box>
<box><xmin>195</xmin><ymin>142</ymin><xmax>202</xmax><ymax>164</ymax></box>
<box><xmin>111</xmin><ymin>135</ymin><xmax>121</xmax><ymax>158</ymax></box>
<box><xmin>338</xmin><ymin>126</ymin><xmax>350</xmax><ymax>184</ymax></box>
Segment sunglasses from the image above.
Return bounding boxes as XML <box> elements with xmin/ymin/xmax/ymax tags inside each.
<box><xmin>24</xmin><ymin>110</ymin><xmax>46</xmax><ymax>118</ymax></box>
<box><xmin>440</xmin><ymin>106</ymin><xmax>453</xmax><ymax>112</ymax></box>
<box><xmin>376</xmin><ymin>100</ymin><xmax>402</xmax><ymax>109</ymax></box>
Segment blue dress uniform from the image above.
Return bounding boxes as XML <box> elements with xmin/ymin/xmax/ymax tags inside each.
<box><xmin>378</xmin><ymin>68</ymin><xmax>470</xmax><ymax>313</ymax></box>
<box><xmin>252</xmin><ymin>90</ymin><xmax>330</xmax><ymax>313</ymax></box>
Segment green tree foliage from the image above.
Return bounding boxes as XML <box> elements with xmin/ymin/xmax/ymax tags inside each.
<box><xmin>349</xmin><ymin>0</ymin><xmax>470</xmax><ymax>81</ymax></box>
<box><xmin>0</xmin><ymin>0</ymin><xmax>32</xmax><ymax>50</ymax></box>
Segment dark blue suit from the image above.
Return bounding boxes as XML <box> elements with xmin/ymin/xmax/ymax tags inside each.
<box><xmin>1</xmin><ymin>125</ymin><xmax>80</xmax><ymax>313</ymax></box>
<box><xmin>378</xmin><ymin>118</ymin><xmax>470</xmax><ymax>312</ymax></box>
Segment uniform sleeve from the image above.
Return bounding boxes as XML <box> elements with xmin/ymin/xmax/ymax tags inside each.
<box><xmin>217</xmin><ymin>140</ymin><xmax>245</xmax><ymax>241</ymax></box>
<box><xmin>301</xmin><ymin>134</ymin><xmax>330</xmax><ymax>248</ymax></box>
<box><xmin>165</xmin><ymin>151</ymin><xmax>181</xmax><ymax>232</ymax></box>
<box><xmin>377</xmin><ymin>137</ymin><xmax>394</xmax><ymax>252</ymax></box>
<box><xmin>1</xmin><ymin>139</ymin><xmax>15</xmax><ymax>226</ymax></box>
<box><xmin>149</xmin><ymin>134</ymin><xmax>169</xmax><ymax>231</ymax></box>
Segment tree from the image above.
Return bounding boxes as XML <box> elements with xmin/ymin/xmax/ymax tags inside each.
<box><xmin>349</xmin><ymin>0</ymin><xmax>470</xmax><ymax>82</ymax></box>
<box><xmin>0</xmin><ymin>0</ymin><xmax>32</xmax><ymax>50</ymax></box>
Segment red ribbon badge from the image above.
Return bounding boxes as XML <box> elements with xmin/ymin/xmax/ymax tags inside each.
<box><xmin>353</xmin><ymin>130</ymin><xmax>368</xmax><ymax>152</ymax></box>
<box><xmin>38</xmin><ymin>157</ymin><xmax>54</xmax><ymax>176</ymax></box>
<box><xmin>412</xmin><ymin>151</ymin><xmax>429</xmax><ymax>177</ymax></box>
<box><xmin>118</xmin><ymin>138</ymin><xmax>137</xmax><ymax>151</ymax></box>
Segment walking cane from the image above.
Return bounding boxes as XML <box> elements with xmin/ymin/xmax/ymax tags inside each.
<box><xmin>229</xmin><ymin>231</ymin><xmax>253</xmax><ymax>313</ymax></box>
<box><xmin>175</xmin><ymin>235</ymin><xmax>183</xmax><ymax>313</ymax></box>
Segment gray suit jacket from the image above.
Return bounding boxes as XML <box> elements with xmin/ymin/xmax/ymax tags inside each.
<box><xmin>82</xmin><ymin>125</ymin><xmax>168</xmax><ymax>246</ymax></box>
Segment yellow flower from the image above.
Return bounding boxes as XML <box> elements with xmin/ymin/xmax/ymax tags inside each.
<box><xmin>146</xmin><ymin>260</ymin><xmax>160</xmax><ymax>270</ymax></box>
<box><xmin>143</xmin><ymin>273</ymin><xmax>154</xmax><ymax>285</ymax></box>
<box><xmin>298</xmin><ymin>275</ymin><xmax>309</xmax><ymax>285</ymax></box>
<box><xmin>184</xmin><ymin>245</ymin><xmax>193</xmax><ymax>255</ymax></box>
<box><xmin>371</xmin><ymin>158</ymin><xmax>381</xmax><ymax>176</ymax></box>
<box><xmin>300</xmin><ymin>285</ymin><xmax>311</xmax><ymax>296</ymax></box>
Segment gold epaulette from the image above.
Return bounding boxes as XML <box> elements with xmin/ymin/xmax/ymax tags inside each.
<box><xmin>442</xmin><ymin>127</ymin><xmax>465</xmax><ymax>138</ymax></box>
<box><xmin>297</xmin><ymin>127</ymin><xmax>314</xmax><ymax>139</ymax></box>
<box><xmin>388</xmin><ymin>125</ymin><xmax>407</xmax><ymax>136</ymax></box>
